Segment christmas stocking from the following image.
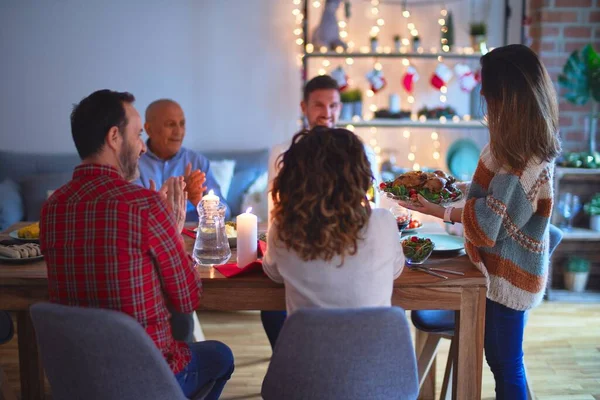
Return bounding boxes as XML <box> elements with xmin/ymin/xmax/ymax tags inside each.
<box><xmin>331</xmin><ymin>66</ymin><xmax>349</xmax><ymax>91</ymax></box>
<box><xmin>454</xmin><ymin>64</ymin><xmax>480</xmax><ymax>92</ymax></box>
<box><xmin>402</xmin><ymin>66</ymin><xmax>419</xmax><ymax>93</ymax></box>
<box><xmin>430</xmin><ymin>63</ymin><xmax>453</xmax><ymax>90</ymax></box>
<box><xmin>366</xmin><ymin>68</ymin><xmax>386</xmax><ymax>93</ymax></box>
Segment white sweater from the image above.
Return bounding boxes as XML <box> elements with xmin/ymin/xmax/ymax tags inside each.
<box><xmin>263</xmin><ymin>208</ymin><xmax>405</xmax><ymax>315</ymax></box>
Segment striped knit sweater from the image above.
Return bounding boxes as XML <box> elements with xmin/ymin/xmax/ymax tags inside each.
<box><xmin>462</xmin><ymin>144</ymin><xmax>554</xmax><ymax>311</ymax></box>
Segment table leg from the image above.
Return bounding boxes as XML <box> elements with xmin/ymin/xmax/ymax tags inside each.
<box><xmin>16</xmin><ymin>310</ymin><xmax>44</xmax><ymax>400</ymax></box>
<box><xmin>415</xmin><ymin>329</ymin><xmax>436</xmax><ymax>400</ymax></box>
<box><xmin>453</xmin><ymin>287</ymin><xmax>486</xmax><ymax>400</ymax></box>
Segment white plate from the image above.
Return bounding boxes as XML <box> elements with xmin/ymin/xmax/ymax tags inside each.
<box><xmin>381</xmin><ymin>189</ymin><xmax>464</xmax><ymax>205</ymax></box>
<box><xmin>415</xmin><ymin>233</ymin><xmax>465</xmax><ymax>252</ymax></box>
<box><xmin>0</xmin><ymin>254</ymin><xmax>44</xmax><ymax>264</ymax></box>
<box><xmin>9</xmin><ymin>230</ymin><xmax>39</xmax><ymax>243</ymax></box>
<box><xmin>402</xmin><ymin>225</ymin><xmax>424</xmax><ymax>234</ymax></box>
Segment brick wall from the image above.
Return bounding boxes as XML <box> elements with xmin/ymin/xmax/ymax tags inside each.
<box><xmin>529</xmin><ymin>0</ymin><xmax>600</xmax><ymax>151</ymax></box>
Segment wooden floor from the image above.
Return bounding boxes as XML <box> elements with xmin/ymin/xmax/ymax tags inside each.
<box><xmin>1</xmin><ymin>302</ymin><xmax>599</xmax><ymax>400</ymax></box>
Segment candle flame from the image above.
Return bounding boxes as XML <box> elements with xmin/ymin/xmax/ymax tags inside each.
<box><xmin>246</xmin><ymin>207</ymin><xmax>253</xmax><ymax>213</ymax></box>
<box><xmin>208</xmin><ymin>189</ymin><xmax>215</xmax><ymax>196</ymax></box>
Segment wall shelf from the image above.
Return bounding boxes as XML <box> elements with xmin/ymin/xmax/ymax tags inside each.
<box><xmin>337</xmin><ymin>119</ymin><xmax>487</xmax><ymax>129</ymax></box>
<box><xmin>560</xmin><ymin>228</ymin><xmax>600</xmax><ymax>241</ymax></box>
<box><xmin>555</xmin><ymin>167</ymin><xmax>600</xmax><ymax>178</ymax></box>
<box><xmin>547</xmin><ymin>289</ymin><xmax>600</xmax><ymax>303</ymax></box>
<box><xmin>304</xmin><ymin>51</ymin><xmax>482</xmax><ymax>60</ymax></box>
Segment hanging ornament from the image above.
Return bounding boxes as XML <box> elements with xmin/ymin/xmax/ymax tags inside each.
<box><xmin>430</xmin><ymin>63</ymin><xmax>453</xmax><ymax>90</ymax></box>
<box><xmin>402</xmin><ymin>66</ymin><xmax>419</xmax><ymax>93</ymax></box>
<box><xmin>312</xmin><ymin>0</ymin><xmax>347</xmax><ymax>50</ymax></box>
<box><xmin>454</xmin><ymin>64</ymin><xmax>480</xmax><ymax>92</ymax></box>
<box><xmin>331</xmin><ymin>66</ymin><xmax>349</xmax><ymax>91</ymax></box>
<box><xmin>366</xmin><ymin>68</ymin><xmax>387</xmax><ymax>93</ymax></box>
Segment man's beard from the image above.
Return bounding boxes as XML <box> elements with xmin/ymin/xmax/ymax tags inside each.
<box><xmin>118</xmin><ymin>140</ymin><xmax>139</xmax><ymax>182</ymax></box>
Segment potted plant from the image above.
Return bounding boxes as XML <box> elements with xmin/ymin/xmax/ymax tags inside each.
<box><xmin>370</xmin><ymin>36</ymin><xmax>379</xmax><ymax>53</ymax></box>
<box><xmin>558</xmin><ymin>44</ymin><xmax>600</xmax><ymax>155</ymax></box>
<box><xmin>350</xmin><ymin>88</ymin><xmax>363</xmax><ymax>118</ymax></box>
<box><xmin>564</xmin><ymin>257</ymin><xmax>590</xmax><ymax>292</ymax></box>
<box><xmin>340</xmin><ymin>89</ymin><xmax>362</xmax><ymax>120</ymax></box>
<box><xmin>469</xmin><ymin>23</ymin><xmax>487</xmax><ymax>51</ymax></box>
<box><xmin>340</xmin><ymin>90</ymin><xmax>354</xmax><ymax>120</ymax></box>
<box><xmin>393</xmin><ymin>34</ymin><xmax>401</xmax><ymax>52</ymax></box>
<box><xmin>584</xmin><ymin>193</ymin><xmax>600</xmax><ymax>231</ymax></box>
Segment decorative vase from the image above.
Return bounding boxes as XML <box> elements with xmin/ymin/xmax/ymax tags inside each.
<box><xmin>353</xmin><ymin>101</ymin><xmax>363</xmax><ymax>119</ymax></box>
<box><xmin>370</xmin><ymin>39</ymin><xmax>378</xmax><ymax>53</ymax></box>
<box><xmin>389</xmin><ymin>93</ymin><xmax>400</xmax><ymax>113</ymax></box>
<box><xmin>564</xmin><ymin>272</ymin><xmax>589</xmax><ymax>292</ymax></box>
<box><xmin>470</xmin><ymin>35</ymin><xmax>487</xmax><ymax>53</ymax></box>
<box><xmin>341</xmin><ymin>103</ymin><xmax>353</xmax><ymax>121</ymax></box>
<box><xmin>412</xmin><ymin>38</ymin><xmax>420</xmax><ymax>53</ymax></box>
<box><xmin>591</xmin><ymin>215</ymin><xmax>600</xmax><ymax>232</ymax></box>
<box><xmin>584</xmin><ymin>115</ymin><xmax>598</xmax><ymax>154</ymax></box>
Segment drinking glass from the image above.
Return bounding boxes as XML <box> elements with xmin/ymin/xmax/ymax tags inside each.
<box><xmin>557</xmin><ymin>193</ymin><xmax>581</xmax><ymax>231</ymax></box>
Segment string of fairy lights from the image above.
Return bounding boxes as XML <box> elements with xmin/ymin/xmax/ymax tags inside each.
<box><xmin>291</xmin><ymin>0</ymin><xmax>477</xmax><ymax>172</ymax></box>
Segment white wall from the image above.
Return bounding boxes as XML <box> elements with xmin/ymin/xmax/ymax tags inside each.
<box><xmin>0</xmin><ymin>0</ymin><xmax>507</xmax><ymax>165</ymax></box>
<box><xmin>0</xmin><ymin>0</ymin><xmax>301</xmax><ymax>154</ymax></box>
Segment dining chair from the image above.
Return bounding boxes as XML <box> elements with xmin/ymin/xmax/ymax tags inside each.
<box><xmin>261</xmin><ymin>307</ymin><xmax>419</xmax><ymax>400</ymax></box>
<box><xmin>30</xmin><ymin>303</ymin><xmax>213</xmax><ymax>400</ymax></box>
<box><xmin>412</xmin><ymin>224</ymin><xmax>564</xmax><ymax>400</ymax></box>
<box><xmin>0</xmin><ymin>311</ymin><xmax>17</xmax><ymax>400</ymax></box>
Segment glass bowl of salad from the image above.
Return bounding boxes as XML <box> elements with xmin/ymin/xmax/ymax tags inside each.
<box><xmin>401</xmin><ymin>236</ymin><xmax>435</xmax><ymax>265</ymax></box>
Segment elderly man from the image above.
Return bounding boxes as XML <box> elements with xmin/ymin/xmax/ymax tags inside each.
<box><xmin>40</xmin><ymin>90</ymin><xmax>234</xmax><ymax>399</ymax></box>
<box><xmin>136</xmin><ymin>99</ymin><xmax>230</xmax><ymax>221</ymax></box>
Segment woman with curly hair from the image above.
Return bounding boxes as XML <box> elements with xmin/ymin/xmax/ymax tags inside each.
<box><xmin>263</xmin><ymin>126</ymin><xmax>405</xmax><ymax>315</ymax></box>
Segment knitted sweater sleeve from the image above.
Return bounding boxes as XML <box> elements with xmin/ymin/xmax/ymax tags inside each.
<box><xmin>462</xmin><ymin>145</ymin><xmax>550</xmax><ymax>247</ymax></box>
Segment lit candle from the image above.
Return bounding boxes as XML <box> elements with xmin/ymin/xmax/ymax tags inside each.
<box><xmin>236</xmin><ymin>207</ymin><xmax>257</xmax><ymax>269</ymax></box>
<box><xmin>202</xmin><ymin>189</ymin><xmax>219</xmax><ymax>204</ymax></box>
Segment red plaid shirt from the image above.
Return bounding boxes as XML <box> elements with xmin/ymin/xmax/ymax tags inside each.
<box><xmin>40</xmin><ymin>164</ymin><xmax>201</xmax><ymax>374</ymax></box>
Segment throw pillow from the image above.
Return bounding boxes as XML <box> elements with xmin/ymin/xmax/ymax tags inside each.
<box><xmin>240</xmin><ymin>172</ymin><xmax>268</xmax><ymax>222</ymax></box>
<box><xmin>0</xmin><ymin>179</ymin><xmax>24</xmax><ymax>230</ymax></box>
<box><xmin>209</xmin><ymin>159</ymin><xmax>236</xmax><ymax>200</ymax></box>
<box><xmin>20</xmin><ymin>172</ymin><xmax>72</xmax><ymax>221</ymax></box>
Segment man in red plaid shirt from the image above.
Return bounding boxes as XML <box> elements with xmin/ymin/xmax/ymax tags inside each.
<box><xmin>40</xmin><ymin>90</ymin><xmax>234</xmax><ymax>399</ymax></box>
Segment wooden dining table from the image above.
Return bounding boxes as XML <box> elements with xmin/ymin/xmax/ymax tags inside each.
<box><xmin>0</xmin><ymin>221</ymin><xmax>486</xmax><ymax>400</ymax></box>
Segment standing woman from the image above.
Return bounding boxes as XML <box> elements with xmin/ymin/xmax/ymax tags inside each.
<box><xmin>401</xmin><ymin>44</ymin><xmax>561</xmax><ymax>399</ymax></box>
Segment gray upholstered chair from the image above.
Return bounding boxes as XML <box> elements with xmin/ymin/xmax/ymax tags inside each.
<box><xmin>30</xmin><ymin>303</ymin><xmax>212</xmax><ymax>400</ymax></box>
<box><xmin>261</xmin><ymin>307</ymin><xmax>419</xmax><ymax>400</ymax></box>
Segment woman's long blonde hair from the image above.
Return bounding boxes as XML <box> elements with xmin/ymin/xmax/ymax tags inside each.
<box><xmin>481</xmin><ymin>44</ymin><xmax>561</xmax><ymax>170</ymax></box>
<box><xmin>271</xmin><ymin>127</ymin><xmax>373</xmax><ymax>263</ymax></box>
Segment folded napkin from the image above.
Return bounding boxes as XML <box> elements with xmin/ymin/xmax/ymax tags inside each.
<box><xmin>215</xmin><ymin>241</ymin><xmax>267</xmax><ymax>278</ymax></box>
<box><xmin>182</xmin><ymin>228</ymin><xmax>196</xmax><ymax>239</ymax></box>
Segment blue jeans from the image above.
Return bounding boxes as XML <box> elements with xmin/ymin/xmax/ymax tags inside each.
<box><xmin>175</xmin><ymin>341</ymin><xmax>235</xmax><ymax>399</ymax></box>
<box><xmin>260</xmin><ymin>310</ymin><xmax>287</xmax><ymax>350</ymax></box>
<box><xmin>484</xmin><ymin>298</ymin><xmax>527</xmax><ymax>400</ymax></box>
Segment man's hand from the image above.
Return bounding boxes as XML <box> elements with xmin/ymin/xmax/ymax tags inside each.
<box><xmin>151</xmin><ymin>177</ymin><xmax>187</xmax><ymax>233</ymax></box>
<box><xmin>165</xmin><ymin>177</ymin><xmax>188</xmax><ymax>233</ymax></box>
<box><xmin>149</xmin><ymin>179</ymin><xmax>169</xmax><ymax>202</ymax></box>
<box><xmin>183</xmin><ymin>162</ymin><xmax>207</xmax><ymax>206</ymax></box>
